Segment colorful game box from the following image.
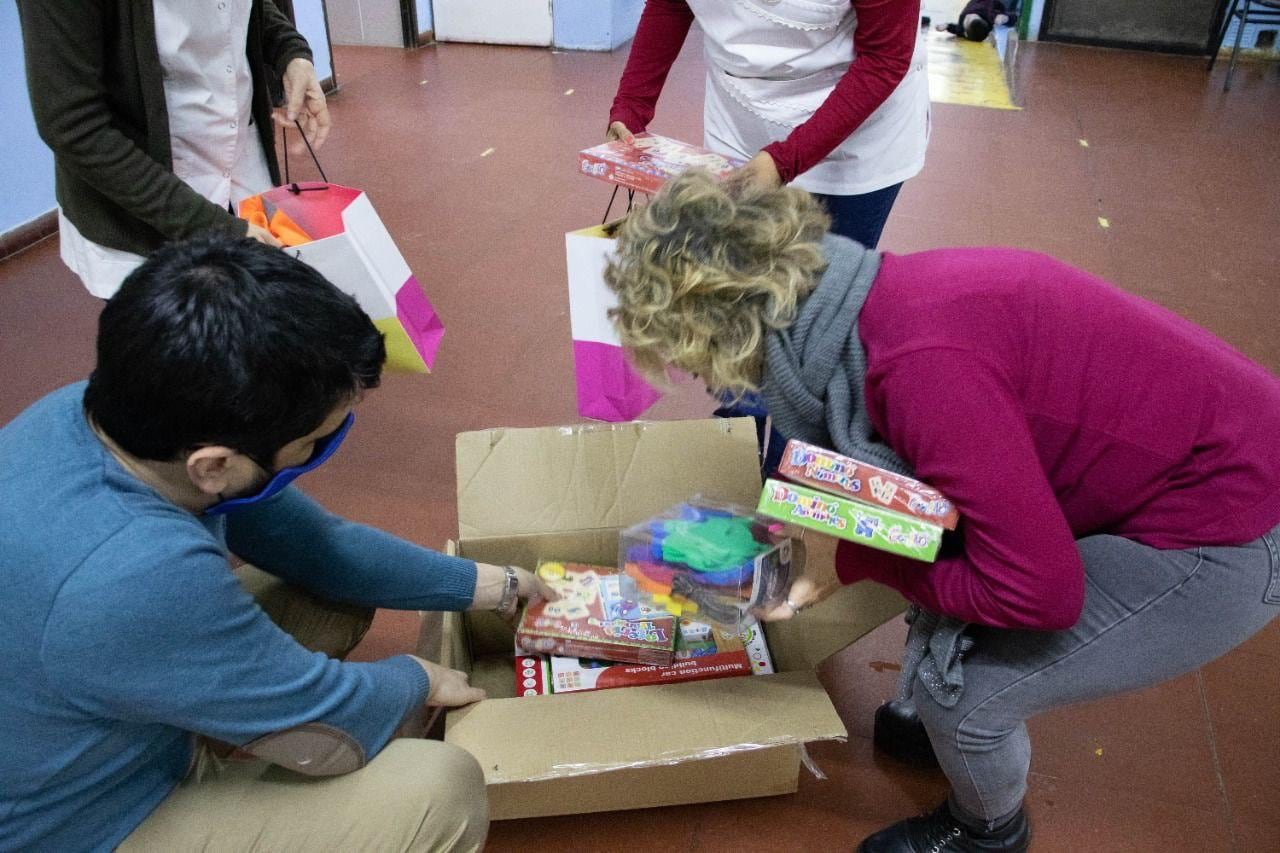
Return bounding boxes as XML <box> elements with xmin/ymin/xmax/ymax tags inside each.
<box><xmin>516</xmin><ymin>618</ymin><xmax>774</xmax><ymax>696</ymax></box>
<box><xmin>758</xmin><ymin>479</ymin><xmax>944</xmax><ymax>562</ymax></box>
<box><xmin>778</xmin><ymin>440</ymin><xmax>959</xmax><ymax>530</ymax></box>
<box><xmin>577</xmin><ymin>133</ymin><xmax>744</xmax><ymax>195</ymax></box>
<box><xmin>619</xmin><ymin>500</ymin><xmax>794</xmax><ymax>632</ymax></box>
<box><xmin>515</xmin><ymin>653</ymin><xmax>552</xmax><ymax>697</ymax></box>
<box><xmin>515</xmin><ymin>562</ymin><xmax>678</xmax><ymax>667</ymax></box>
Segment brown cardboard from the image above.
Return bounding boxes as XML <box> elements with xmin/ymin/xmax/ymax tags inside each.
<box><xmin>454</xmin><ymin>418</ymin><xmax>762</xmax><ymax>539</ymax></box>
<box><xmin>431</xmin><ymin>418</ymin><xmax>906</xmax><ymax>819</ymax></box>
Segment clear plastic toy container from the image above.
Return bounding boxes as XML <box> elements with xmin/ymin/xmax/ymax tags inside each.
<box><xmin>618</xmin><ymin>498</ymin><xmax>794</xmax><ymax>632</ymax></box>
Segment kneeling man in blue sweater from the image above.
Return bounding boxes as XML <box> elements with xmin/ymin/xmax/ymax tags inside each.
<box><xmin>0</xmin><ymin>235</ymin><xmax>546</xmax><ymax>852</ymax></box>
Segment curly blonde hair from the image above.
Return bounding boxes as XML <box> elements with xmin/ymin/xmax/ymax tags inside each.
<box><xmin>604</xmin><ymin>169</ymin><xmax>830</xmax><ymax>397</ymax></box>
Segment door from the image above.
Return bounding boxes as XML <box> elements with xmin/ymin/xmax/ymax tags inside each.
<box><xmin>433</xmin><ymin>0</ymin><xmax>554</xmax><ymax>46</ymax></box>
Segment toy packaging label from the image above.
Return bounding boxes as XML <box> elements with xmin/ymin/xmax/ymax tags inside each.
<box><xmin>517</xmin><ymin>618</ymin><xmax>774</xmax><ymax>696</ymax></box>
<box><xmin>578</xmin><ymin>133</ymin><xmax>744</xmax><ymax>195</ymax></box>
<box><xmin>516</xmin><ymin>562</ymin><xmax>677</xmax><ymax>666</ymax></box>
<box><xmin>758</xmin><ymin>479</ymin><xmax>944</xmax><ymax>562</ymax></box>
<box><xmin>778</xmin><ymin>440</ymin><xmax>959</xmax><ymax>530</ymax></box>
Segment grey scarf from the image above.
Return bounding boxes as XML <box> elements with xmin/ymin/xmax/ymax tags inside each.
<box><xmin>760</xmin><ymin>233</ymin><xmax>971</xmax><ymax>709</ymax></box>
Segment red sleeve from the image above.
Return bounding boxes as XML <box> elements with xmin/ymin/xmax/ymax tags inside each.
<box><xmin>609</xmin><ymin>0</ymin><xmax>696</xmax><ymax>134</ymax></box>
<box><xmin>763</xmin><ymin>0</ymin><xmax>920</xmax><ymax>183</ymax></box>
<box><xmin>834</xmin><ymin>348</ymin><xmax>1086</xmax><ymax>631</ymax></box>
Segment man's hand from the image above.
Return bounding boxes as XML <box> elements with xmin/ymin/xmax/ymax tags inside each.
<box><xmin>246</xmin><ymin>222</ymin><xmax>283</xmax><ymax>247</ymax></box>
<box><xmin>731</xmin><ymin>151</ymin><xmax>783</xmax><ymax>190</ymax></box>
<box><xmin>274</xmin><ymin>58</ymin><xmax>331</xmax><ymax>151</ymax></box>
<box><xmin>607</xmin><ymin>121</ymin><xmax>636</xmax><ymax>144</ymax></box>
<box><xmin>413</xmin><ymin>657</ymin><xmax>486</xmax><ymax>707</ymax></box>
<box><xmin>470</xmin><ymin>563</ymin><xmax>558</xmax><ymax>612</ymax></box>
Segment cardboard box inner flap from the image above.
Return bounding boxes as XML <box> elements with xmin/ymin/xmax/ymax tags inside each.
<box><xmin>440</xmin><ymin>419</ymin><xmax>906</xmax><ymax>806</ymax></box>
<box><xmin>454</xmin><ymin>418</ymin><xmax>763</xmax><ymax>540</ymax></box>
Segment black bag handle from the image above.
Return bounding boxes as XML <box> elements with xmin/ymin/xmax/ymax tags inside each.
<box><xmin>601</xmin><ymin>185</ymin><xmax>637</xmax><ymax>225</ymax></box>
<box><xmin>281</xmin><ymin>120</ymin><xmax>329</xmax><ymax>193</ymax></box>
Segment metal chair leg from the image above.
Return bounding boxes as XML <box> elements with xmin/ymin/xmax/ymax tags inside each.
<box><xmin>1225</xmin><ymin>0</ymin><xmax>1253</xmax><ymax>91</ymax></box>
<box><xmin>1208</xmin><ymin>0</ymin><xmax>1238</xmax><ymax>71</ymax></box>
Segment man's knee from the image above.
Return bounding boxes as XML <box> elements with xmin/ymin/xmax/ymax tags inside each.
<box><xmin>235</xmin><ymin>564</ymin><xmax>375</xmax><ymax>659</ymax></box>
<box><xmin>372</xmin><ymin>739</ymin><xmax>489</xmax><ymax>852</ymax></box>
<box><xmin>914</xmin><ymin>676</ymin><xmax>1021</xmax><ymax>753</ymax></box>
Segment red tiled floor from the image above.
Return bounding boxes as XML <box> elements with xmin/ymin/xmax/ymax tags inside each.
<box><xmin>1026</xmin><ymin>673</ymin><xmax>1221</xmax><ymax>812</ymax></box>
<box><xmin>3</xmin><ymin>28</ymin><xmax>1279</xmax><ymax>853</ymax></box>
<box><xmin>1200</xmin><ymin>647</ymin><xmax>1280</xmax><ymax>830</ymax></box>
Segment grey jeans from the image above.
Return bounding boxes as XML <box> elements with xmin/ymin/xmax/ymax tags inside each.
<box><xmin>912</xmin><ymin>524</ymin><xmax>1280</xmax><ymax>827</ymax></box>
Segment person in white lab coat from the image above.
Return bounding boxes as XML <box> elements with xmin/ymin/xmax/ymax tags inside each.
<box><xmin>608</xmin><ymin>0</ymin><xmax>931</xmax><ymax>497</ymax></box>
<box><xmin>608</xmin><ymin>0</ymin><xmax>929</xmax><ymax>250</ymax></box>
<box><xmin>18</xmin><ymin>0</ymin><xmax>332</xmax><ymax>299</ymax></box>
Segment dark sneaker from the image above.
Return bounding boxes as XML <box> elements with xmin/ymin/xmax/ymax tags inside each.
<box><xmin>857</xmin><ymin>800</ymin><xmax>1030</xmax><ymax>853</ymax></box>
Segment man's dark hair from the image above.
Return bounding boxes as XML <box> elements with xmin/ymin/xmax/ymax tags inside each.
<box><xmin>85</xmin><ymin>234</ymin><xmax>386</xmax><ymax>464</ymax></box>
<box><xmin>964</xmin><ymin>16</ymin><xmax>992</xmax><ymax>42</ymax></box>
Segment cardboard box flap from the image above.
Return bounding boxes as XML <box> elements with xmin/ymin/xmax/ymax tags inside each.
<box><xmin>455</xmin><ymin>418</ymin><xmax>761</xmax><ymax>539</ymax></box>
<box><xmin>445</xmin><ymin>670</ymin><xmax>844</xmax><ymax>784</ymax></box>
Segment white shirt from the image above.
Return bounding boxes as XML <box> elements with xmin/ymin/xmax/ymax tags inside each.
<box><xmin>689</xmin><ymin>0</ymin><xmax>930</xmax><ymax>196</ymax></box>
<box><xmin>60</xmin><ymin>0</ymin><xmax>273</xmax><ymax>299</ymax></box>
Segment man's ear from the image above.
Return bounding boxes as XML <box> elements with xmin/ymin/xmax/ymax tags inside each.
<box><xmin>186</xmin><ymin>446</ymin><xmax>243</xmax><ymax>496</ymax></box>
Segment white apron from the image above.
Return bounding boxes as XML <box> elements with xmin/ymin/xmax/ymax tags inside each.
<box><xmin>689</xmin><ymin>0</ymin><xmax>930</xmax><ymax>196</ymax></box>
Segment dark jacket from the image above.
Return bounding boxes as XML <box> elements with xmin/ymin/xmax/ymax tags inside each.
<box><xmin>17</xmin><ymin>0</ymin><xmax>312</xmax><ymax>255</ymax></box>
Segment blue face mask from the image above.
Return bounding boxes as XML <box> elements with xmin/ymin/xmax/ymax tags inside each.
<box><xmin>203</xmin><ymin>413</ymin><xmax>355</xmax><ymax>516</ymax></box>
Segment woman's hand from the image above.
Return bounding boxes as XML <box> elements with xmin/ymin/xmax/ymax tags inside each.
<box><xmin>274</xmin><ymin>58</ymin><xmax>331</xmax><ymax>151</ymax></box>
<box><xmin>607</xmin><ymin>121</ymin><xmax>636</xmax><ymax>144</ymax></box>
<box><xmin>759</xmin><ymin>536</ymin><xmax>841</xmax><ymax>621</ymax></box>
<box><xmin>245</xmin><ymin>222</ymin><xmax>283</xmax><ymax>248</ymax></box>
<box><xmin>470</xmin><ymin>563</ymin><xmax>558</xmax><ymax>613</ymax></box>
<box><xmin>731</xmin><ymin>151</ymin><xmax>783</xmax><ymax>190</ymax></box>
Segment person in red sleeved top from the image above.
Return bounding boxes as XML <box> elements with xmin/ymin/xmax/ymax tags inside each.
<box><xmin>608</xmin><ymin>0</ymin><xmax>928</xmax><ymax>250</ymax></box>
<box><xmin>604</xmin><ymin>172</ymin><xmax>1280</xmax><ymax>853</ymax></box>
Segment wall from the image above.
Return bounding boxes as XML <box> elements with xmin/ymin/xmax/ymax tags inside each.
<box><xmin>1219</xmin><ymin>12</ymin><xmax>1280</xmax><ymax>57</ymax></box>
<box><xmin>295</xmin><ymin>0</ymin><xmax>336</xmax><ymax>82</ymax></box>
<box><xmin>327</xmin><ymin>0</ymin><xmax>404</xmax><ymax>47</ymax></box>
<box><xmin>554</xmin><ymin>0</ymin><xmax>644</xmax><ymax>50</ymax></box>
<box><xmin>0</xmin><ymin>4</ymin><xmax>57</xmax><ymax>237</ymax></box>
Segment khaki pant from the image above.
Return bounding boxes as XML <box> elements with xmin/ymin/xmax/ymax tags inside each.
<box><xmin>119</xmin><ymin>566</ymin><xmax>489</xmax><ymax>852</ymax></box>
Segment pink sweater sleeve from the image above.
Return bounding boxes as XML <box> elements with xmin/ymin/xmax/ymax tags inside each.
<box><xmin>608</xmin><ymin>0</ymin><xmax>696</xmax><ymax>134</ymax></box>
<box><xmin>763</xmin><ymin>0</ymin><xmax>920</xmax><ymax>183</ymax></box>
<box><xmin>834</xmin><ymin>348</ymin><xmax>1086</xmax><ymax>630</ymax></box>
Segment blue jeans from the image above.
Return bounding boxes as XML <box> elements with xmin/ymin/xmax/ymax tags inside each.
<box><xmin>812</xmin><ymin>182</ymin><xmax>904</xmax><ymax>249</ymax></box>
<box><xmin>716</xmin><ymin>182</ymin><xmax>905</xmax><ymax>473</ymax></box>
<box><xmin>916</xmin><ymin>525</ymin><xmax>1280</xmax><ymax>826</ymax></box>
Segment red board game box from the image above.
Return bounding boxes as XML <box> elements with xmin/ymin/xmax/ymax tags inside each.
<box><xmin>777</xmin><ymin>440</ymin><xmax>959</xmax><ymax>530</ymax></box>
<box><xmin>549</xmin><ymin>618</ymin><xmax>773</xmax><ymax>694</ymax></box>
<box><xmin>516</xmin><ymin>618</ymin><xmax>774</xmax><ymax>696</ymax></box>
<box><xmin>577</xmin><ymin>133</ymin><xmax>744</xmax><ymax>195</ymax></box>
<box><xmin>515</xmin><ymin>562</ymin><xmax>677</xmax><ymax>667</ymax></box>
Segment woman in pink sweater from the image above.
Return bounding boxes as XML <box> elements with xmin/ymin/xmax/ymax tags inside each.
<box><xmin>604</xmin><ymin>172</ymin><xmax>1280</xmax><ymax>853</ymax></box>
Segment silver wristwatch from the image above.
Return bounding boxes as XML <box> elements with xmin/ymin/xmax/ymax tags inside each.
<box><xmin>496</xmin><ymin>565</ymin><xmax>520</xmax><ymax>617</ymax></box>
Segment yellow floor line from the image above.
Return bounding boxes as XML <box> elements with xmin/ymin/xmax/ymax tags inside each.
<box><xmin>927</xmin><ymin>32</ymin><xmax>1019</xmax><ymax>110</ymax></box>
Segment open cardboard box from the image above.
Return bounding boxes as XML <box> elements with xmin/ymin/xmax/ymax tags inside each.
<box><xmin>420</xmin><ymin>417</ymin><xmax>906</xmax><ymax>820</ymax></box>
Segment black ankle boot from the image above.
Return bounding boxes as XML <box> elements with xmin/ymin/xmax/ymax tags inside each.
<box><xmin>873</xmin><ymin>700</ymin><xmax>940</xmax><ymax>768</ymax></box>
<box><xmin>857</xmin><ymin>800</ymin><xmax>1030</xmax><ymax>853</ymax></box>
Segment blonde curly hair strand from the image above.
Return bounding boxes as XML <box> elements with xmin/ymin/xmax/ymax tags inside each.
<box><xmin>603</xmin><ymin>169</ymin><xmax>830</xmax><ymax>397</ymax></box>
